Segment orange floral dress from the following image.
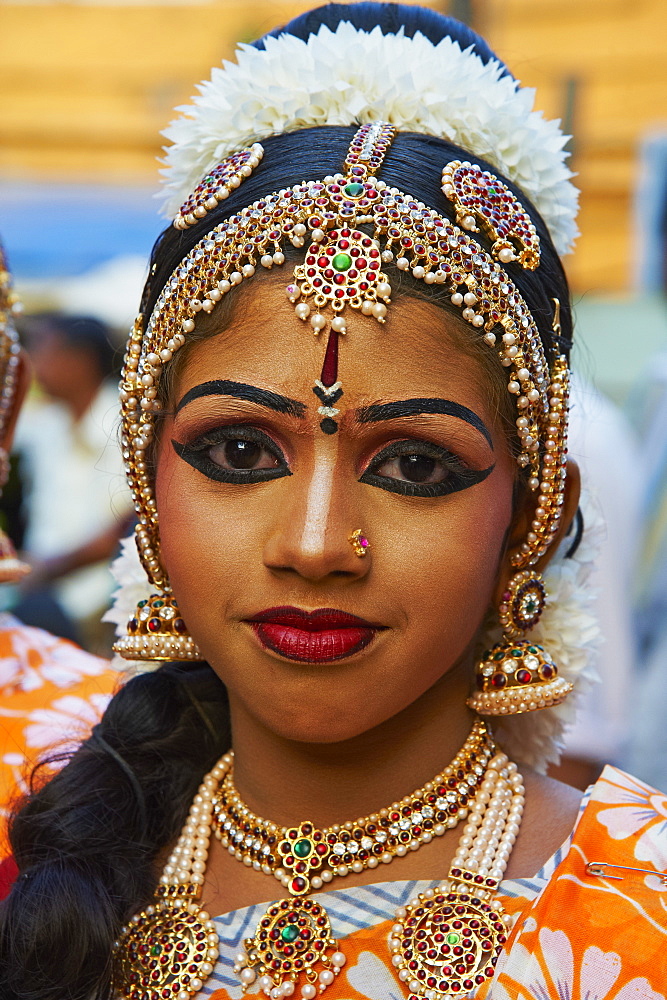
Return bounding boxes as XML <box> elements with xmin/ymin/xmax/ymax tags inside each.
<box><xmin>198</xmin><ymin>767</ymin><xmax>666</xmax><ymax>999</ymax></box>
<box><xmin>0</xmin><ymin>612</ymin><xmax>119</xmax><ymax>854</ymax></box>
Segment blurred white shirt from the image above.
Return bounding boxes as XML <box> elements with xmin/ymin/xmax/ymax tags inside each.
<box><xmin>14</xmin><ymin>379</ymin><xmax>131</xmax><ymax>620</ymax></box>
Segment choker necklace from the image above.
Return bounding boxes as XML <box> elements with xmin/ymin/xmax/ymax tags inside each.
<box><xmin>112</xmin><ymin>719</ymin><xmax>524</xmax><ymax>1000</ymax></box>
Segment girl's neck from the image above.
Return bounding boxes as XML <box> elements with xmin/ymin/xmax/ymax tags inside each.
<box><xmin>227</xmin><ymin>661</ymin><xmax>476</xmax><ymax>828</ymax></box>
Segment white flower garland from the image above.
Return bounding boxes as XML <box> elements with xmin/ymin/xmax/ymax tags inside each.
<box><xmin>104</xmin><ymin>492</ymin><xmax>601</xmax><ymax>772</ymax></box>
<box><xmin>160</xmin><ymin>22</ymin><xmax>579</xmax><ymax>256</ymax></box>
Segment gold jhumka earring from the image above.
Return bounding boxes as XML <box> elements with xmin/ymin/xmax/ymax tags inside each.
<box><xmin>0</xmin><ymin>243</ymin><xmax>30</xmax><ymax>584</ymax></box>
<box><xmin>468</xmin><ymin>300</ymin><xmax>572</xmax><ymax>716</ymax></box>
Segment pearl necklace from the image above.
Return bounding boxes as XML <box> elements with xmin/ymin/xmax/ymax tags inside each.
<box><xmin>391</xmin><ymin>751</ymin><xmax>524</xmax><ymax>997</ymax></box>
<box><xmin>112</xmin><ymin>725</ymin><xmax>524</xmax><ymax>1000</ymax></box>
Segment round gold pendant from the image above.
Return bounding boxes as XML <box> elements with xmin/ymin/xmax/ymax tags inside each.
<box><xmin>112</xmin><ymin>895</ymin><xmax>219</xmax><ymax>999</ymax></box>
<box><xmin>393</xmin><ymin>890</ymin><xmax>507</xmax><ymax>996</ymax></box>
<box><xmin>242</xmin><ymin>896</ymin><xmax>345</xmax><ymax>996</ymax></box>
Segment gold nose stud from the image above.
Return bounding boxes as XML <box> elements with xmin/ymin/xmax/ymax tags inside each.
<box><xmin>349</xmin><ymin>529</ymin><xmax>370</xmax><ymax>558</ymax></box>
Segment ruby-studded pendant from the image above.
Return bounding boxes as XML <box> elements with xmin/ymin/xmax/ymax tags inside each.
<box><xmin>112</xmin><ymin>887</ymin><xmax>220</xmax><ymax>999</ymax></box>
<box><xmin>392</xmin><ymin>874</ymin><xmax>508</xmax><ymax>997</ymax></box>
<box><xmin>241</xmin><ymin>896</ymin><xmax>345</xmax><ymax>998</ymax></box>
<box><xmin>277</xmin><ymin>822</ymin><xmax>331</xmax><ymax>894</ymax></box>
<box><xmin>289</xmin><ymin>228</ymin><xmax>392</xmax><ymax>334</ymax></box>
<box><xmin>238</xmin><ymin>824</ymin><xmax>347</xmax><ymax>997</ymax></box>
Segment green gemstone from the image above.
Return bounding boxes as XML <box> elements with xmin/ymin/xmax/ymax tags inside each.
<box><xmin>294</xmin><ymin>838</ymin><xmax>312</xmax><ymax>859</ymax></box>
<box><xmin>281</xmin><ymin>924</ymin><xmax>299</xmax><ymax>943</ymax></box>
<box><xmin>344</xmin><ymin>182</ymin><xmax>365</xmax><ymax>198</ymax></box>
<box><xmin>138</xmin><ymin>600</ymin><xmax>147</xmax><ymax>608</ymax></box>
<box><xmin>446</xmin><ymin>932</ymin><xmax>460</xmax><ymax>945</ymax></box>
<box><xmin>525</xmin><ymin>599</ymin><xmax>537</xmax><ymax>613</ymax></box>
<box><xmin>150</xmin><ymin>944</ymin><xmax>162</xmax><ymax>956</ymax></box>
<box><xmin>511</xmin><ymin>648</ymin><xmax>522</xmax><ymax>657</ymax></box>
<box><xmin>153</xmin><ymin>600</ymin><xmax>164</xmax><ymax>608</ymax></box>
<box><xmin>528</xmin><ymin>646</ymin><xmax>538</xmax><ymax>654</ymax></box>
<box><xmin>332</xmin><ymin>252</ymin><xmax>352</xmax><ymax>272</ymax></box>
<box><xmin>493</xmin><ymin>651</ymin><xmax>504</xmax><ymax>661</ymax></box>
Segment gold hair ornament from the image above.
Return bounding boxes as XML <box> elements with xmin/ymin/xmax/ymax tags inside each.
<box><xmin>115</xmin><ymin>124</ymin><xmax>569</xmax><ymax>658</ymax></box>
<box><xmin>174</xmin><ymin>143</ymin><xmax>264</xmax><ymax>230</ymax></box>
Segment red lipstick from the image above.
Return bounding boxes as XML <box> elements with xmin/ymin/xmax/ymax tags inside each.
<box><xmin>247</xmin><ymin>606</ymin><xmax>382</xmax><ymax>663</ymax></box>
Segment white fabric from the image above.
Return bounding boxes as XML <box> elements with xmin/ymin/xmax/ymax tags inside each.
<box><xmin>564</xmin><ymin>376</ymin><xmax>643</xmax><ymax>763</ymax></box>
<box><xmin>14</xmin><ymin>380</ymin><xmax>131</xmax><ymax>619</ymax></box>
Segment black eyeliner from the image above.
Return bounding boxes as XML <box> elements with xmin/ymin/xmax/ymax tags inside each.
<box><xmin>172</xmin><ymin>425</ymin><xmax>291</xmax><ymax>485</ymax></box>
<box><xmin>175</xmin><ymin>380</ymin><xmax>306</xmax><ymax>417</ymax></box>
<box><xmin>359</xmin><ymin>438</ymin><xmax>495</xmax><ymax>498</ymax></box>
<box><xmin>360</xmin><ymin>464</ymin><xmax>494</xmax><ymax>498</ymax></box>
<box><xmin>357</xmin><ymin>398</ymin><xmax>493</xmax><ymax>449</ymax></box>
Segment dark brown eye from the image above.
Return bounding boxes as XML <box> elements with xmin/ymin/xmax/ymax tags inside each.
<box><xmin>172</xmin><ymin>424</ymin><xmax>290</xmax><ymax>485</ymax></box>
<box><xmin>398</xmin><ymin>454</ymin><xmax>438</xmax><ymax>483</ymax></box>
<box><xmin>223</xmin><ymin>439</ymin><xmax>263</xmax><ymax>469</ymax></box>
<box><xmin>360</xmin><ymin>438</ymin><xmax>494</xmax><ymax>498</ymax></box>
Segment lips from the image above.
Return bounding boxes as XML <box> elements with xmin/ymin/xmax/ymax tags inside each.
<box><xmin>247</xmin><ymin>606</ymin><xmax>383</xmax><ymax>663</ymax></box>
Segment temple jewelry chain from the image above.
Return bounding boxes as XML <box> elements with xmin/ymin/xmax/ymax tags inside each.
<box><xmin>112</xmin><ymin>719</ymin><xmax>525</xmax><ymax>999</ymax></box>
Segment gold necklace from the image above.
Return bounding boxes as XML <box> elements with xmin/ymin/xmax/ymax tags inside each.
<box><xmin>214</xmin><ymin>719</ymin><xmax>494</xmax><ymax>896</ymax></box>
<box><xmin>112</xmin><ymin>720</ymin><xmax>523</xmax><ymax>1000</ymax></box>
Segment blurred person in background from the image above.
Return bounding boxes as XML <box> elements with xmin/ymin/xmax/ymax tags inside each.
<box><xmin>624</xmin><ymin>165</ymin><xmax>667</xmax><ymax>788</ymax></box>
<box><xmin>10</xmin><ymin>312</ymin><xmax>133</xmax><ymax>653</ymax></box>
<box><xmin>0</xmin><ymin>242</ymin><xmax>118</xmax><ymax>890</ymax></box>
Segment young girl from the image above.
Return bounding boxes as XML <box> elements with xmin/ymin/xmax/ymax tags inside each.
<box><xmin>2</xmin><ymin>5</ymin><xmax>664</xmax><ymax>999</ymax></box>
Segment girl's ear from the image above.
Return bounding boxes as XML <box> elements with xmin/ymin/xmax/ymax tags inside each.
<box><xmin>493</xmin><ymin>458</ymin><xmax>581</xmax><ymax>604</ymax></box>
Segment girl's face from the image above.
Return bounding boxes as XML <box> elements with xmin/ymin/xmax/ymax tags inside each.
<box><xmin>155</xmin><ymin>283</ymin><xmax>519</xmax><ymax>743</ymax></box>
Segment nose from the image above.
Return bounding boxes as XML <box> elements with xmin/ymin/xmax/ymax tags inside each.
<box><xmin>262</xmin><ymin>439</ymin><xmax>370</xmax><ymax>583</ymax></box>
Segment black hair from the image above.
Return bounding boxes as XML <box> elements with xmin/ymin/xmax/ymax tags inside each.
<box><xmin>18</xmin><ymin>312</ymin><xmax>119</xmax><ymax>381</ymax></box>
<box><xmin>0</xmin><ymin>5</ymin><xmax>573</xmax><ymax>998</ymax></box>
<box><xmin>254</xmin><ymin>1</ymin><xmax>512</xmax><ymax>76</ymax></box>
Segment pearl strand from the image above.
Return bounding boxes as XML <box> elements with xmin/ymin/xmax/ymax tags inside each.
<box><xmin>451</xmin><ymin>753</ymin><xmax>524</xmax><ymax>885</ymax></box>
<box><xmin>389</xmin><ymin>755</ymin><xmax>524</xmax><ymax>995</ymax></box>
<box><xmin>161</xmin><ymin>755</ymin><xmax>231</xmax><ymax>889</ymax></box>
<box><xmin>151</xmin><ymin>755</ymin><xmax>231</xmax><ymax>1000</ymax></box>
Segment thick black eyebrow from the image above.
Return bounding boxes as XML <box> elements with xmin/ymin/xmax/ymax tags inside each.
<box><xmin>357</xmin><ymin>398</ymin><xmax>493</xmax><ymax>449</ymax></box>
<box><xmin>175</xmin><ymin>380</ymin><xmax>306</xmax><ymax>417</ymax></box>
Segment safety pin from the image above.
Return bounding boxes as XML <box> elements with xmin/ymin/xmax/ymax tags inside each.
<box><xmin>586</xmin><ymin>861</ymin><xmax>667</xmax><ymax>886</ymax></box>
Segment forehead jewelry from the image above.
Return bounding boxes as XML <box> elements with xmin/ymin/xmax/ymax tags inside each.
<box><xmin>112</xmin><ymin>720</ymin><xmax>524</xmax><ymax>1000</ymax></box>
<box><xmin>348</xmin><ymin>528</ymin><xmax>370</xmax><ymax>558</ymax></box>
<box><xmin>117</xmin><ymin>122</ymin><xmax>570</xmax><ymax>655</ymax></box>
<box><xmin>174</xmin><ymin>143</ymin><xmax>264</xmax><ymax>230</ymax></box>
